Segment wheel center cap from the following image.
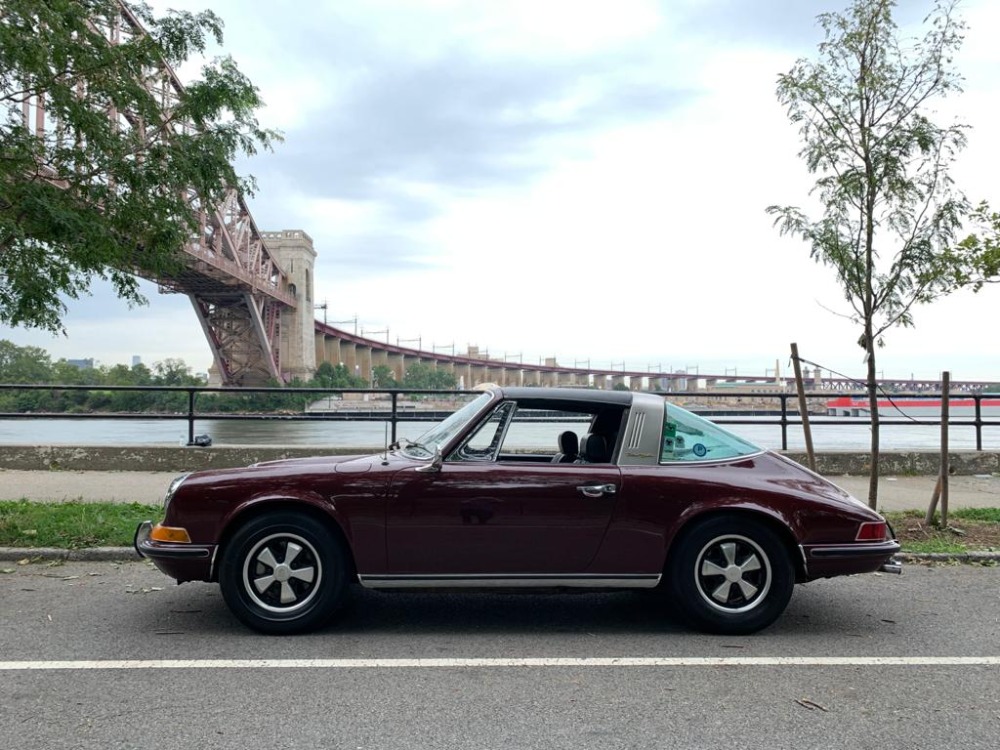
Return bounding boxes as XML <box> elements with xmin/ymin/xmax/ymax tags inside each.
<box><xmin>273</xmin><ymin>564</ymin><xmax>291</xmax><ymax>583</ymax></box>
<box><xmin>724</xmin><ymin>565</ymin><xmax>742</xmax><ymax>583</ymax></box>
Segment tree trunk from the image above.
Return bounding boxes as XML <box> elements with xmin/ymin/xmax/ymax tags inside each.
<box><xmin>866</xmin><ymin>331</ymin><xmax>880</xmax><ymax>510</ymax></box>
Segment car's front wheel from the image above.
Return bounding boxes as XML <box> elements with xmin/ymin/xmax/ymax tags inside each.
<box><xmin>668</xmin><ymin>515</ymin><xmax>794</xmax><ymax>635</ymax></box>
<box><xmin>219</xmin><ymin>511</ymin><xmax>348</xmax><ymax>634</ymax></box>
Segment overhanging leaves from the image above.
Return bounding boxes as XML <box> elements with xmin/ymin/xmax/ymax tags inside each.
<box><xmin>0</xmin><ymin>0</ymin><xmax>280</xmax><ymax>333</ymax></box>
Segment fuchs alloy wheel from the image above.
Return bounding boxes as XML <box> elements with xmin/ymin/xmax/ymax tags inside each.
<box><xmin>669</xmin><ymin>516</ymin><xmax>793</xmax><ymax>635</ymax></box>
<box><xmin>220</xmin><ymin>511</ymin><xmax>348</xmax><ymax>634</ymax></box>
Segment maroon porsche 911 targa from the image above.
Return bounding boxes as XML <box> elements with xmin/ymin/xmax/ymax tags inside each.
<box><xmin>136</xmin><ymin>387</ymin><xmax>900</xmax><ymax>635</ymax></box>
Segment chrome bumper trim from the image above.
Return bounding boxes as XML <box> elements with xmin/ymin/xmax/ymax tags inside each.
<box><xmin>807</xmin><ymin>541</ymin><xmax>901</xmax><ymax>559</ymax></box>
<box><xmin>133</xmin><ymin>521</ymin><xmax>212</xmax><ymax>560</ymax></box>
<box><xmin>358</xmin><ymin>573</ymin><xmax>661</xmax><ymax>590</ymax></box>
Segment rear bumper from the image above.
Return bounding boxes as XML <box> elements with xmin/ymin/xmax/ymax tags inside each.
<box><xmin>134</xmin><ymin>521</ymin><xmax>216</xmax><ymax>583</ymax></box>
<box><xmin>801</xmin><ymin>540</ymin><xmax>902</xmax><ymax>578</ymax></box>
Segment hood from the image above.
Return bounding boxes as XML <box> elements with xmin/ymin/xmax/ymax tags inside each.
<box><xmin>249</xmin><ymin>453</ymin><xmax>371</xmax><ymax>469</ymax></box>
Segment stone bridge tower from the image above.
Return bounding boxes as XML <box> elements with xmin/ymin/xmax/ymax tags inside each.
<box><xmin>262</xmin><ymin>230</ymin><xmax>317</xmax><ymax>382</ymax></box>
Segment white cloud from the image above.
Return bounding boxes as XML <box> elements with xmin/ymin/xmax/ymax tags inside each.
<box><xmin>6</xmin><ymin>0</ymin><xmax>1000</xmax><ymax>382</ymax></box>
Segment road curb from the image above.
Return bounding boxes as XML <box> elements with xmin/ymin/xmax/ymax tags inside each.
<box><xmin>0</xmin><ymin>547</ymin><xmax>996</xmax><ymax>563</ymax></box>
<box><xmin>896</xmin><ymin>551</ymin><xmax>998</xmax><ymax>563</ymax></box>
<box><xmin>0</xmin><ymin>547</ymin><xmax>140</xmax><ymax>562</ymax></box>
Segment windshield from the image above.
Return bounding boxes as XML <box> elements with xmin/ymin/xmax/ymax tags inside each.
<box><xmin>661</xmin><ymin>403</ymin><xmax>762</xmax><ymax>462</ymax></box>
<box><xmin>402</xmin><ymin>392</ymin><xmax>494</xmax><ymax>459</ymax></box>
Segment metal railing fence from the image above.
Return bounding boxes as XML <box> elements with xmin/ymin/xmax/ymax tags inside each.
<box><xmin>0</xmin><ymin>384</ymin><xmax>997</xmax><ymax>450</ymax></box>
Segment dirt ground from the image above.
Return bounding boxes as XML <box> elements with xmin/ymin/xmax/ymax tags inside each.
<box><xmin>892</xmin><ymin>512</ymin><xmax>1000</xmax><ymax>551</ymax></box>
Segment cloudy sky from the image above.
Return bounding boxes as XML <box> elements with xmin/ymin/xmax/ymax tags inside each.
<box><xmin>3</xmin><ymin>0</ymin><xmax>999</xmax><ymax>381</ymax></box>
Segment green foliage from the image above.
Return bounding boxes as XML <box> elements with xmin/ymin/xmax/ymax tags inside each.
<box><xmin>765</xmin><ymin>0</ymin><xmax>998</xmax><ymax>508</ymax></box>
<box><xmin>0</xmin><ymin>0</ymin><xmax>279</xmax><ymax>333</ymax></box>
<box><xmin>767</xmin><ymin>0</ymin><xmax>987</xmax><ymax>344</ymax></box>
<box><xmin>312</xmin><ymin>361</ymin><xmax>367</xmax><ymax>388</ymax></box>
<box><xmin>949</xmin><ymin>507</ymin><xmax>1000</xmax><ymax>523</ymax></box>
<box><xmin>0</xmin><ymin>339</ymin><xmax>52</xmax><ymax>383</ymax></box>
<box><xmin>0</xmin><ymin>339</ymin><xmax>468</xmax><ymax>414</ymax></box>
<box><xmin>402</xmin><ymin>362</ymin><xmax>457</xmax><ymax>390</ymax></box>
<box><xmin>953</xmin><ymin>202</ymin><xmax>1000</xmax><ymax>288</ymax></box>
<box><xmin>372</xmin><ymin>364</ymin><xmax>398</xmax><ymax>388</ymax></box>
<box><xmin>0</xmin><ymin>338</ymin><xmax>204</xmax><ymax>411</ymax></box>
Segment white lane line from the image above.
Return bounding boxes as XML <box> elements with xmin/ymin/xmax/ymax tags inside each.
<box><xmin>1</xmin><ymin>657</ymin><xmax>999</xmax><ymax>671</ymax></box>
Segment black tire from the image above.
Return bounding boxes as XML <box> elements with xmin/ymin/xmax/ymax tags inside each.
<box><xmin>219</xmin><ymin>511</ymin><xmax>348</xmax><ymax>635</ymax></box>
<box><xmin>668</xmin><ymin>515</ymin><xmax>794</xmax><ymax>635</ymax></box>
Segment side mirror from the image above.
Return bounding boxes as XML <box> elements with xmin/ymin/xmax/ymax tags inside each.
<box><xmin>415</xmin><ymin>444</ymin><xmax>443</xmax><ymax>473</ymax></box>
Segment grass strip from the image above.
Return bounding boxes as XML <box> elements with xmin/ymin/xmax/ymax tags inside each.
<box><xmin>948</xmin><ymin>507</ymin><xmax>1000</xmax><ymax>523</ymax></box>
<box><xmin>884</xmin><ymin>510</ymin><xmax>1000</xmax><ymax>555</ymax></box>
<box><xmin>0</xmin><ymin>500</ymin><xmax>160</xmax><ymax>549</ymax></box>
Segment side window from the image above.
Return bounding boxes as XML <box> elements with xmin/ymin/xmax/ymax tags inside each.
<box><xmin>451</xmin><ymin>402</ymin><xmax>515</xmax><ymax>461</ymax></box>
<box><xmin>661</xmin><ymin>404</ymin><xmax>761</xmax><ymax>462</ymax></box>
<box><xmin>499</xmin><ymin>408</ymin><xmax>589</xmax><ymax>456</ymax></box>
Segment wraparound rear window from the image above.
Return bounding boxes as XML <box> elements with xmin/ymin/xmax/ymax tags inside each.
<box><xmin>660</xmin><ymin>404</ymin><xmax>761</xmax><ymax>462</ymax></box>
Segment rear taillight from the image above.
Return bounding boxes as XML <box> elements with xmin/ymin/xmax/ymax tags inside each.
<box><xmin>856</xmin><ymin>521</ymin><xmax>888</xmax><ymax>542</ymax></box>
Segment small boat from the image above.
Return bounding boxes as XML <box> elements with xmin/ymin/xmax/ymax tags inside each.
<box><xmin>825</xmin><ymin>396</ymin><xmax>1000</xmax><ymax>418</ymax></box>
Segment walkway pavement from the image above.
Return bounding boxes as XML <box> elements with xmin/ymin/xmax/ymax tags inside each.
<box><xmin>0</xmin><ymin>469</ymin><xmax>997</xmax><ymax>511</ymax></box>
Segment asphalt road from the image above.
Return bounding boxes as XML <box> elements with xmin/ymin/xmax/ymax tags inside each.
<box><xmin>1</xmin><ymin>561</ymin><xmax>998</xmax><ymax>749</ymax></box>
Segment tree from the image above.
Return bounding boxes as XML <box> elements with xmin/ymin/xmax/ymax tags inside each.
<box><xmin>0</xmin><ymin>0</ymin><xmax>278</xmax><ymax>332</ymax></box>
<box><xmin>371</xmin><ymin>364</ymin><xmax>398</xmax><ymax>389</ymax></box>
<box><xmin>0</xmin><ymin>339</ymin><xmax>52</xmax><ymax>382</ymax></box>
<box><xmin>402</xmin><ymin>362</ymin><xmax>457</xmax><ymax>390</ymax></box>
<box><xmin>312</xmin><ymin>361</ymin><xmax>366</xmax><ymax>389</ymax></box>
<box><xmin>152</xmin><ymin>357</ymin><xmax>201</xmax><ymax>385</ymax></box>
<box><xmin>767</xmin><ymin>0</ymin><xmax>997</xmax><ymax>508</ymax></box>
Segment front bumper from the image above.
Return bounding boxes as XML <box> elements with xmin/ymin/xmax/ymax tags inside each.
<box><xmin>134</xmin><ymin>521</ymin><xmax>216</xmax><ymax>582</ymax></box>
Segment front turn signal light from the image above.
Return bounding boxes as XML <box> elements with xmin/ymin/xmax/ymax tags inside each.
<box><xmin>150</xmin><ymin>524</ymin><xmax>192</xmax><ymax>544</ymax></box>
<box><xmin>856</xmin><ymin>522</ymin><xmax>888</xmax><ymax>542</ymax></box>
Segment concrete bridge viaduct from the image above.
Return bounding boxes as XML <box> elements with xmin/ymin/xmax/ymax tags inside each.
<box><xmin>265</xmin><ymin>231</ymin><xmax>987</xmax><ymax>393</ymax></box>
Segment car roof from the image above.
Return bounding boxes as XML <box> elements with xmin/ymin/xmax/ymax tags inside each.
<box><xmin>496</xmin><ymin>386</ymin><xmax>634</xmax><ymax>406</ymax></box>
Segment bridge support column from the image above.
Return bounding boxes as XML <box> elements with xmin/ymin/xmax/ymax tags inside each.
<box><xmin>371</xmin><ymin>349</ymin><xmax>389</xmax><ymax>386</ymax></box>
<box><xmin>358</xmin><ymin>346</ymin><xmax>373</xmax><ymax>384</ymax></box>
<box><xmin>263</xmin><ymin>230</ymin><xmax>317</xmax><ymax>382</ymax></box>
<box><xmin>321</xmin><ymin>336</ymin><xmax>341</xmax><ymax>368</ymax></box>
<box><xmin>454</xmin><ymin>363</ymin><xmax>472</xmax><ymax>389</ymax></box>
<box><xmin>387</xmin><ymin>353</ymin><xmax>404</xmax><ymax>382</ymax></box>
<box><xmin>341</xmin><ymin>343</ymin><xmax>357</xmax><ymax>378</ymax></box>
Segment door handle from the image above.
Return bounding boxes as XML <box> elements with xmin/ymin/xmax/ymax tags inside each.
<box><xmin>577</xmin><ymin>483</ymin><xmax>616</xmax><ymax>498</ymax></box>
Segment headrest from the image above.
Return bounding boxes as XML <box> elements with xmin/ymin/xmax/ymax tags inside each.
<box><xmin>581</xmin><ymin>434</ymin><xmax>609</xmax><ymax>462</ymax></box>
<box><xmin>558</xmin><ymin>430</ymin><xmax>579</xmax><ymax>455</ymax></box>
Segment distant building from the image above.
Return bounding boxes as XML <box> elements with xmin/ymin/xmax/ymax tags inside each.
<box><xmin>66</xmin><ymin>358</ymin><xmax>94</xmax><ymax>370</ymax></box>
<box><xmin>132</xmin><ymin>355</ymin><xmax>142</xmax><ymax>367</ymax></box>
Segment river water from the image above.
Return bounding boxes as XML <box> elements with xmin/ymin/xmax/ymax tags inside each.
<box><xmin>0</xmin><ymin>416</ymin><xmax>996</xmax><ymax>452</ymax></box>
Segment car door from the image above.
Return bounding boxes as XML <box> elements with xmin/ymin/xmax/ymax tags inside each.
<box><xmin>385</xmin><ymin>460</ymin><xmax>622</xmax><ymax>576</ymax></box>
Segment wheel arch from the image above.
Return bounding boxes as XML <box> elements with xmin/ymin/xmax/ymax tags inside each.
<box><xmin>665</xmin><ymin>508</ymin><xmax>806</xmax><ymax>583</ymax></box>
<box><xmin>214</xmin><ymin>499</ymin><xmax>358</xmax><ymax>584</ymax></box>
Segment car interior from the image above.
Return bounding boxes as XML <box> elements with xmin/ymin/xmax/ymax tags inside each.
<box><xmin>453</xmin><ymin>399</ymin><xmax>628</xmax><ymax>464</ymax></box>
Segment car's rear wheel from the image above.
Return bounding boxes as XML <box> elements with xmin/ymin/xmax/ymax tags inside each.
<box><xmin>219</xmin><ymin>511</ymin><xmax>347</xmax><ymax>634</ymax></box>
<box><xmin>668</xmin><ymin>515</ymin><xmax>793</xmax><ymax>635</ymax></box>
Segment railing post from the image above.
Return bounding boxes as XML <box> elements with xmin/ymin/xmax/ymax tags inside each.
<box><xmin>779</xmin><ymin>394</ymin><xmax>788</xmax><ymax>451</ymax></box>
<box><xmin>390</xmin><ymin>391</ymin><xmax>398</xmax><ymax>443</ymax></box>
<box><xmin>186</xmin><ymin>388</ymin><xmax>196</xmax><ymax>446</ymax></box>
<box><xmin>974</xmin><ymin>393</ymin><xmax>983</xmax><ymax>452</ymax></box>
